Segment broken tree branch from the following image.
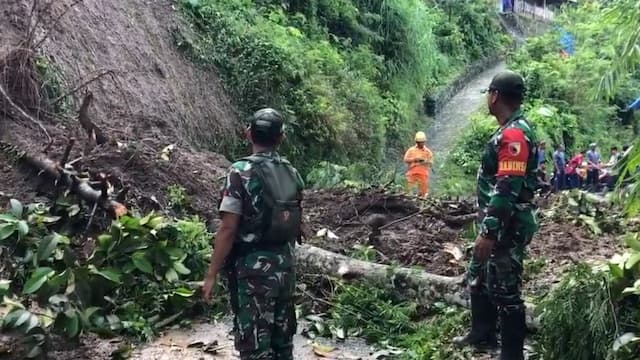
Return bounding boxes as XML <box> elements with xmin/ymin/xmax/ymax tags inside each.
<box><xmin>0</xmin><ymin>82</ymin><xmax>52</xmax><ymax>144</ymax></box>
<box><xmin>379</xmin><ymin>211</ymin><xmax>421</xmax><ymax>230</ymax></box>
<box><xmin>4</xmin><ymin>142</ymin><xmax>127</xmax><ymax>217</ymax></box>
<box><xmin>50</xmin><ymin>70</ymin><xmax>114</xmax><ymax>106</ymax></box>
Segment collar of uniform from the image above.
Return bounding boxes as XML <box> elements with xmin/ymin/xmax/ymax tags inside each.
<box><xmin>505</xmin><ymin>109</ymin><xmax>524</xmax><ymax>124</ymax></box>
<box><xmin>499</xmin><ymin>109</ymin><xmax>524</xmax><ymax>131</ymax></box>
<box><xmin>253</xmin><ymin>150</ymin><xmax>279</xmax><ymax>159</ymax></box>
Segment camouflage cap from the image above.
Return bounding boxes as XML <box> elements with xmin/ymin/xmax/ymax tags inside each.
<box><xmin>249</xmin><ymin>108</ymin><xmax>284</xmax><ymax>137</ymax></box>
<box><xmin>486</xmin><ymin>70</ymin><xmax>526</xmax><ymax>97</ymax></box>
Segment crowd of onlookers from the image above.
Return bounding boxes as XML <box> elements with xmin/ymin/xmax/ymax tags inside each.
<box><xmin>535</xmin><ymin>141</ymin><xmax>633</xmax><ymax>194</ymax></box>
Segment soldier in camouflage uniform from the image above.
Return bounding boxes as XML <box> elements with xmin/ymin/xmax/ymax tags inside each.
<box><xmin>453</xmin><ymin>71</ymin><xmax>538</xmax><ymax>360</ymax></box>
<box><xmin>203</xmin><ymin>108</ymin><xmax>304</xmax><ymax>360</ymax></box>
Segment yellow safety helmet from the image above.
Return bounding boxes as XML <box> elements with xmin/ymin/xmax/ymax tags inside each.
<box><xmin>415</xmin><ymin>131</ymin><xmax>426</xmax><ymax>143</ymax></box>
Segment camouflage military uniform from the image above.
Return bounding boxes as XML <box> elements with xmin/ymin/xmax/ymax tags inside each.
<box><xmin>467</xmin><ymin>109</ymin><xmax>539</xmax><ymax>312</ymax></box>
<box><xmin>219</xmin><ymin>151</ymin><xmax>304</xmax><ymax>360</ymax></box>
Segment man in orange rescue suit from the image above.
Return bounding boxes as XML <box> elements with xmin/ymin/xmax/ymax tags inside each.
<box><xmin>403</xmin><ymin>131</ymin><xmax>433</xmax><ymax>197</ymax></box>
<box><xmin>453</xmin><ymin>71</ymin><xmax>538</xmax><ymax>360</ymax></box>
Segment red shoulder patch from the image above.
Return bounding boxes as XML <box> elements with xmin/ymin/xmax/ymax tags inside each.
<box><xmin>497</xmin><ymin>128</ymin><xmax>529</xmax><ymax>176</ymax></box>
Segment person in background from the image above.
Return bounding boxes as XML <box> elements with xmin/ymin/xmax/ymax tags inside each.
<box><xmin>564</xmin><ymin>150</ymin><xmax>584</xmax><ymax>189</ymax></box>
<box><xmin>585</xmin><ymin>143</ymin><xmax>601</xmax><ymax>192</ymax></box>
<box><xmin>552</xmin><ymin>144</ymin><xmax>566</xmax><ymax>192</ymax></box>
<box><xmin>607</xmin><ymin>146</ymin><xmax>620</xmax><ymax>167</ymax></box>
<box><xmin>536</xmin><ymin>141</ymin><xmax>546</xmax><ymax>169</ymax></box>
<box><xmin>404</xmin><ymin>131</ymin><xmax>433</xmax><ymax>198</ymax></box>
<box><xmin>536</xmin><ymin>161</ymin><xmax>552</xmax><ymax>194</ymax></box>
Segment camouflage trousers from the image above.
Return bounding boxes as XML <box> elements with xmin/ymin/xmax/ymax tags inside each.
<box><xmin>467</xmin><ymin>219</ymin><xmax>535</xmax><ymax>313</ymax></box>
<box><xmin>227</xmin><ymin>267</ymin><xmax>297</xmax><ymax>360</ymax></box>
<box><xmin>467</xmin><ymin>244</ymin><xmax>526</xmax><ymax>313</ymax></box>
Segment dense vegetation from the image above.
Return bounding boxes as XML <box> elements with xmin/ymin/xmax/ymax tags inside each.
<box><xmin>435</xmin><ymin>0</ymin><xmax>639</xmax><ymax>196</ymax></box>
<box><xmin>0</xmin><ymin>197</ymin><xmax>218</xmax><ymax>357</ymax></box>
<box><xmin>177</xmin><ymin>0</ymin><xmax>507</xmax><ymax>175</ymax></box>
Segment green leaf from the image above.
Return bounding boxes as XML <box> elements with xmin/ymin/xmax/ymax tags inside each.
<box><xmin>25</xmin><ymin>313</ymin><xmax>39</xmax><ymax>333</ymax></box>
<box><xmin>3</xmin><ymin>309</ymin><xmax>26</xmax><ymax>327</ymax></box>
<box><xmin>173</xmin><ymin>261</ymin><xmax>191</xmax><ymax>275</ymax></box>
<box><xmin>165</xmin><ymin>268</ymin><xmax>179</xmax><ymax>282</ymax></box>
<box><xmin>23</xmin><ymin>267</ymin><xmax>55</xmax><ymax>294</ymax></box>
<box><xmin>90</xmin><ymin>267</ymin><xmax>122</xmax><ymax>284</ymax></box>
<box><xmin>41</xmin><ymin>215</ymin><xmax>62</xmax><ymax>224</ymax></box>
<box><xmin>9</xmin><ymin>199</ymin><xmax>23</xmax><ymax>218</ymax></box>
<box><xmin>0</xmin><ymin>223</ymin><xmax>17</xmax><ymax>240</ymax></box>
<box><xmin>15</xmin><ymin>310</ymin><xmax>31</xmax><ymax>327</ymax></box>
<box><xmin>63</xmin><ymin>247</ymin><xmax>77</xmax><ymax>267</ymax></box>
<box><xmin>65</xmin><ymin>313</ymin><xmax>80</xmax><ymax>338</ymax></box>
<box><xmin>626</xmin><ymin>252</ymin><xmax>640</xmax><ymax>270</ymax></box>
<box><xmin>0</xmin><ymin>213</ymin><xmax>17</xmax><ymax>222</ymax></box>
<box><xmin>139</xmin><ymin>212</ymin><xmax>154</xmax><ymax>226</ymax></box>
<box><xmin>131</xmin><ymin>252</ymin><xmax>153</xmax><ymax>274</ymax></box>
<box><xmin>17</xmin><ymin>221</ymin><xmax>29</xmax><ymax>236</ymax></box>
<box><xmin>25</xmin><ymin>345</ymin><xmax>42</xmax><ymax>358</ymax></box>
<box><xmin>166</xmin><ymin>247</ymin><xmax>185</xmax><ymax>259</ymax></box>
<box><xmin>67</xmin><ymin>204</ymin><xmax>81</xmax><ymax>217</ymax></box>
<box><xmin>37</xmin><ymin>235</ymin><xmax>59</xmax><ymax>261</ymax></box>
<box><xmin>0</xmin><ymin>279</ymin><xmax>10</xmax><ymax>292</ymax></box>
<box><xmin>80</xmin><ymin>307</ymin><xmax>102</xmax><ymax>327</ymax></box>
<box><xmin>97</xmin><ymin>234</ymin><xmax>113</xmax><ymax>250</ymax></box>
<box><xmin>148</xmin><ymin>216</ymin><xmax>166</xmax><ymax>229</ymax></box>
<box><xmin>609</xmin><ymin>262</ymin><xmax>624</xmax><ymax>279</ymax></box>
<box><xmin>173</xmin><ymin>287</ymin><xmax>195</xmax><ymax>297</ymax></box>
<box><xmin>625</xmin><ymin>234</ymin><xmax>640</xmax><ymax>252</ymax></box>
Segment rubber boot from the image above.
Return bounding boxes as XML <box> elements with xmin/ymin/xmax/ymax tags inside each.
<box><xmin>452</xmin><ymin>293</ymin><xmax>498</xmax><ymax>349</ymax></box>
<box><xmin>499</xmin><ymin>308</ymin><xmax>526</xmax><ymax>360</ymax></box>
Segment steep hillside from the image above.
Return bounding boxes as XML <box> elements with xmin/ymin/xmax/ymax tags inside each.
<box><xmin>1</xmin><ymin>0</ymin><xmax>241</xmax><ymax>220</ymax></box>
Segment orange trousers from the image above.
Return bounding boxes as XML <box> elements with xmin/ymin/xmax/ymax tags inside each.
<box><xmin>406</xmin><ymin>173</ymin><xmax>429</xmax><ymax>197</ymax></box>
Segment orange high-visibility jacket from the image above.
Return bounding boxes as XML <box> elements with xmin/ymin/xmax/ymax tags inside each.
<box><xmin>404</xmin><ymin>145</ymin><xmax>433</xmax><ymax>176</ymax></box>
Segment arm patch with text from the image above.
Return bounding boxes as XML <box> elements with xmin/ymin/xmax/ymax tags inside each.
<box><xmin>497</xmin><ymin>127</ymin><xmax>529</xmax><ymax>176</ymax></box>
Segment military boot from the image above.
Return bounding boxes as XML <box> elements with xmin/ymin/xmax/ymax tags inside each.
<box><xmin>499</xmin><ymin>307</ymin><xmax>526</xmax><ymax>360</ymax></box>
<box><xmin>452</xmin><ymin>293</ymin><xmax>498</xmax><ymax>349</ymax></box>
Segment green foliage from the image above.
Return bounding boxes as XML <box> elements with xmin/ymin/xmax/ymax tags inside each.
<box><xmin>303</xmin><ymin>279</ymin><xmax>468</xmax><ymax>359</ymax></box>
<box><xmin>435</xmin><ymin>1</ymin><xmax>639</xmax><ymax>196</ymax></box>
<box><xmin>349</xmin><ymin>244</ymin><xmax>376</xmax><ymax>262</ymax></box>
<box><xmin>536</xmin><ymin>262</ymin><xmax>640</xmax><ymax>360</ymax></box>
<box><xmin>179</xmin><ymin>0</ymin><xmax>506</xmax><ymax>174</ymax></box>
<box><xmin>35</xmin><ymin>56</ymin><xmax>72</xmax><ymax>116</ymax></box>
<box><xmin>328</xmin><ymin>280</ymin><xmax>417</xmax><ymax>344</ymax></box>
<box><xmin>449</xmin><ymin>112</ymin><xmax>496</xmax><ymax>176</ymax></box>
<box><xmin>399</xmin><ymin>303</ymin><xmax>471</xmax><ymax>360</ymax></box>
<box><xmin>523</xmin><ymin>257</ymin><xmax>547</xmax><ymax>282</ymax></box>
<box><xmin>166</xmin><ymin>184</ymin><xmax>189</xmax><ymax>210</ymax></box>
<box><xmin>0</xmin><ymin>199</ymin><xmax>214</xmax><ymax>356</ymax></box>
<box><xmin>305</xmin><ymin>160</ymin><xmax>403</xmax><ymax>190</ymax></box>
<box><xmin>508</xmin><ymin>1</ymin><xmax>638</xmax><ymax>153</ymax></box>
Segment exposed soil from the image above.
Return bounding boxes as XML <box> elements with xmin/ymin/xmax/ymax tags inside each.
<box><xmin>0</xmin><ymin>2</ymin><xmax>626</xmax><ymax>359</ymax></box>
<box><xmin>1</xmin><ymin>0</ymin><xmax>238</xmax><ymax>224</ymax></box>
<box><xmin>303</xmin><ymin>189</ymin><xmax>624</xmax><ymax>298</ymax></box>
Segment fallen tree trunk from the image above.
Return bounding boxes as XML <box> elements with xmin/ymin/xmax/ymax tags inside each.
<box><xmin>295</xmin><ymin>244</ymin><xmax>538</xmax><ymax>330</ymax></box>
<box><xmin>0</xmin><ymin>141</ymin><xmax>126</xmax><ymax>217</ymax></box>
